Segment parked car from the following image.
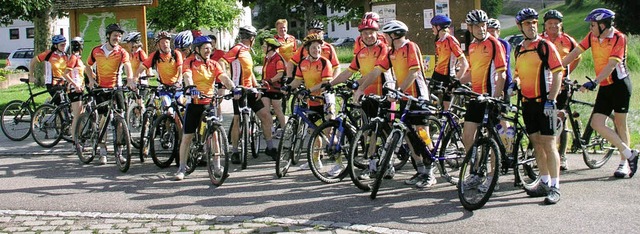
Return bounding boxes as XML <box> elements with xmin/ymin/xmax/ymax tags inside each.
<box><xmin>331</xmin><ymin>37</ymin><xmax>355</xmax><ymax>47</ymax></box>
<box><xmin>5</xmin><ymin>48</ymin><xmax>34</xmax><ymax>72</ymax></box>
<box><xmin>504</xmin><ymin>34</ymin><xmax>524</xmax><ymax>48</ymax></box>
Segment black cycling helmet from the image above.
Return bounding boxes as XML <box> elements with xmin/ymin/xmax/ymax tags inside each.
<box><xmin>307</xmin><ymin>19</ymin><xmax>325</xmax><ymax>31</ymax></box>
<box><xmin>544</xmin><ymin>10</ymin><xmax>564</xmax><ymax>22</ymax></box>
<box><xmin>105</xmin><ymin>23</ymin><xmax>125</xmax><ymax>36</ymax></box>
<box><xmin>70</xmin><ymin>37</ymin><xmax>84</xmax><ymax>52</ymax></box>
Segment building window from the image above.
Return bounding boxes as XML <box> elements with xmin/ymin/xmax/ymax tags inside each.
<box><xmin>10</xmin><ymin>29</ymin><xmax>19</xmax><ymax>40</ymax></box>
<box><xmin>331</xmin><ymin>21</ymin><xmax>335</xmax><ymax>32</ymax></box>
<box><xmin>331</xmin><ymin>8</ymin><xmax>334</xmax><ymax>14</ymax></box>
<box><xmin>26</xmin><ymin>28</ymin><xmax>35</xmax><ymax>39</ymax></box>
<box><xmin>346</xmin><ymin>23</ymin><xmax>350</xmax><ymax>30</ymax></box>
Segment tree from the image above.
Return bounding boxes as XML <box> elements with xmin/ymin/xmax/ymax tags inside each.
<box><xmin>146</xmin><ymin>0</ymin><xmax>242</xmax><ymax>31</ymax></box>
<box><xmin>481</xmin><ymin>0</ymin><xmax>503</xmax><ymax>19</ymax></box>
<box><xmin>601</xmin><ymin>0</ymin><xmax>640</xmax><ymax>35</ymax></box>
<box><xmin>0</xmin><ymin>0</ymin><xmax>63</xmax><ymax>86</ymax></box>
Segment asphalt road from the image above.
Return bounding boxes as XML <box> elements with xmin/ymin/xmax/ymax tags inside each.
<box><xmin>1</xmin><ymin>100</ymin><xmax>639</xmax><ymax>233</ymax></box>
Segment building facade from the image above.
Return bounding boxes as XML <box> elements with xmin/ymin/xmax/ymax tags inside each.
<box><xmin>0</xmin><ymin>18</ymin><xmax>70</xmax><ymax>54</ymax></box>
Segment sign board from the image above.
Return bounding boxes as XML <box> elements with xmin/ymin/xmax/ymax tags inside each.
<box><xmin>372</xmin><ymin>4</ymin><xmax>396</xmax><ymax>25</ymax></box>
<box><xmin>424</xmin><ymin>9</ymin><xmax>434</xmax><ymax>29</ymax></box>
<box><xmin>435</xmin><ymin>0</ymin><xmax>450</xmax><ymax>17</ymax></box>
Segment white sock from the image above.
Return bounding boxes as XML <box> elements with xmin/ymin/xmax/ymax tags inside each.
<box><xmin>620</xmin><ymin>160</ymin><xmax>628</xmax><ymax>166</ymax></box>
<box><xmin>550</xmin><ymin>178</ymin><xmax>559</xmax><ymax>188</ymax></box>
<box><xmin>541</xmin><ymin>175</ymin><xmax>550</xmax><ymax>185</ymax></box>
<box><xmin>622</xmin><ymin>148</ymin><xmax>632</xmax><ymax>159</ymax></box>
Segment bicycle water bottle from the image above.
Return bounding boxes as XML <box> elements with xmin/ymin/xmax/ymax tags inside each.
<box><xmin>418</xmin><ymin>127</ymin><xmax>432</xmax><ymax>147</ymax></box>
<box><xmin>505</xmin><ymin>126</ymin><xmax>515</xmax><ymax>156</ymax></box>
<box><xmin>496</xmin><ymin>124</ymin><xmax>507</xmax><ymax>149</ymax></box>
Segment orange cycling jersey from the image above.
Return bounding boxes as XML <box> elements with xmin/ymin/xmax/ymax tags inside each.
<box><xmin>468</xmin><ymin>36</ymin><xmax>507</xmax><ymax>95</ymax></box>
<box><xmin>66</xmin><ymin>54</ymin><xmax>85</xmax><ymax>88</ymax></box>
<box><xmin>353</xmin><ymin>34</ymin><xmax>387</xmax><ymax>55</ymax></box>
<box><xmin>183</xmin><ymin>55</ymin><xmax>224</xmax><ymax>100</ymax></box>
<box><xmin>434</xmin><ymin>34</ymin><xmax>464</xmax><ymax>77</ymax></box>
<box><xmin>87</xmin><ymin>45</ymin><xmax>130</xmax><ymax>88</ymax></box>
<box><xmin>143</xmin><ymin>50</ymin><xmax>183</xmax><ymax>86</ymax></box>
<box><xmin>348</xmin><ymin>41</ymin><xmax>390</xmax><ymax>95</ymax></box>
<box><xmin>291</xmin><ymin>41</ymin><xmax>339</xmax><ymax>70</ymax></box>
<box><xmin>263</xmin><ymin>52</ymin><xmax>286</xmax><ymax>92</ymax></box>
<box><xmin>130</xmin><ymin>49</ymin><xmax>148</xmax><ymax>75</ymax></box>
<box><xmin>224</xmin><ymin>43</ymin><xmax>256</xmax><ymax>87</ymax></box>
<box><xmin>578</xmin><ymin>29</ymin><xmax>629</xmax><ymax>86</ymax></box>
<box><xmin>275</xmin><ymin>34</ymin><xmax>297</xmax><ymax>63</ymax></box>
<box><xmin>541</xmin><ymin>32</ymin><xmax>580</xmax><ymax>76</ymax></box>
<box><xmin>295</xmin><ymin>57</ymin><xmax>333</xmax><ymax>106</ymax></box>
<box><xmin>36</xmin><ymin>50</ymin><xmax>68</xmax><ymax>86</ymax></box>
<box><xmin>375</xmin><ymin>40</ymin><xmax>429</xmax><ymax>98</ymax></box>
<box><xmin>514</xmin><ymin>39</ymin><xmax>564</xmax><ymax>99</ymax></box>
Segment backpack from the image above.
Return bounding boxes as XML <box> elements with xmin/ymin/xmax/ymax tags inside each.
<box><xmin>514</xmin><ymin>39</ymin><xmax>552</xmax><ymax>99</ymax></box>
<box><xmin>150</xmin><ymin>50</ymin><xmax>177</xmax><ymax>69</ymax></box>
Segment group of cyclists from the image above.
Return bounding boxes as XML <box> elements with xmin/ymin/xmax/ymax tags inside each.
<box><xmin>21</xmin><ymin>5</ymin><xmax>636</xmax><ymax>206</ymax></box>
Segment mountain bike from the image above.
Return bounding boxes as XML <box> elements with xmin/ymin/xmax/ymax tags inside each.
<box><xmin>1</xmin><ymin>78</ymin><xmax>50</xmax><ymax>141</ymax></box>
<box><xmin>149</xmin><ymin>85</ymin><xmax>185</xmax><ymax>169</ymax></box>
<box><xmin>30</xmin><ymin>86</ymin><xmax>74</xmax><ymax>148</ymax></box>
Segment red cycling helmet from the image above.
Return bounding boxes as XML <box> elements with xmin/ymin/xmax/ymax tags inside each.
<box><xmin>191</xmin><ymin>30</ymin><xmax>203</xmax><ymax>38</ymax></box>
<box><xmin>358</xmin><ymin>18</ymin><xmax>380</xmax><ymax>32</ymax></box>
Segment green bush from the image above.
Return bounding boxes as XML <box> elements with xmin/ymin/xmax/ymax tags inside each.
<box><xmin>335</xmin><ymin>46</ymin><xmax>354</xmax><ymax>64</ymax></box>
<box><xmin>0</xmin><ymin>68</ymin><xmax>15</xmax><ymax>81</ymax></box>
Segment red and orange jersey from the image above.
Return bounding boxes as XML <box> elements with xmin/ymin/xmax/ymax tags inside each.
<box><xmin>290</xmin><ymin>41</ymin><xmax>339</xmax><ymax>70</ymax></box>
<box><xmin>468</xmin><ymin>36</ymin><xmax>507</xmax><ymax>95</ymax></box>
<box><xmin>541</xmin><ymin>32</ymin><xmax>580</xmax><ymax>75</ymax></box>
<box><xmin>183</xmin><ymin>55</ymin><xmax>224</xmax><ymax>97</ymax></box>
<box><xmin>210</xmin><ymin>49</ymin><xmax>225</xmax><ymax>63</ymax></box>
<box><xmin>130</xmin><ymin>49</ymin><xmax>148</xmax><ymax>75</ymax></box>
<box><xmin>578</xmin><ymin>29</ymin><xmax>629</xmax><ymax>86</ymax></box>
<box><xmin>36</xmin><ymin>50</ymin><xmax>68</xmax><ymax>85</ymax></box>
<box><xmin>275</xmin><ymin>34</ymin><xmax>297</xmax><ymax>63</ymax></box>
<box><xmin>353</xmin><ymin>34</ymin><xmax>387</xmax><ymax>55</ymax></box>
<box><xmin>223</xmin><ymin>43</ymin><xmax>256</xmax><ymax>87</ymax></box>
<box><xmin>143</xmin><ymin>50</ymin><xmax>183</xmax><ymax>86</ymax></box>
<box><xmin>375</xmin><ymin>40</ymin><xmax>429</xmax><ymax>98</ymax></box>
<box><xmin>434</xmin><ymin>34</ymin><xmax>464</xmax><ymax>77</ymax></box>
<box><xmin>262</xmin><ymin>52</ymin><xmax>286</xmax><ymax>92</ymax></box>
<box><xmin>514</xmin><ymin>39</ymin><xmax>564</xmax><ymax>99</ymax></box>
<box><xmin>66</xmin><ymin>54</ymin><xmax>85</xmax><ymax>86</ymax></box>
<box><xmin>295</xmin><ymin>57</ymin><xmax>333</xmax><ymax>106</ymax></box>
<box><xmin>348</xmin><ymin>41</ymin><xmax>390</xmax><ymax>95</ymax></box>
<box><xmin>87</xmin><ymin>45</ymin><xmax>130</xmax><ymax>88</ymax></box>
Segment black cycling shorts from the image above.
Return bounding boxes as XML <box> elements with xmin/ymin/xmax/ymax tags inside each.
<box><xmin>183</xmin><ymin>104</ymin><xmax>206</xmax><ymax>134</ymax></box>
<box><xmin>464</xmin><ymin>100</ymin><xmax>487</xmax><ymax>124</ymax></box>
<box><xmin>94</xmin><ymin>89</ymin><xmax>125</xmax><ymax>115</ymax></box>
<box><xmin>68</xmin><ymin>92</ymin><xmax>83</xmax><ymax>103</ymax></box>
<box><xmin>432</xmin><ymin>72</ymin><xmax>453</xmax><ymax>102</ymax></box>
<box><xmin>233</xmin><ymin>90</ymin><xmax>266</xmax><ymax>115</ymax></box>
<box><xmin>262</xmin><ymin>91</ymin><xmax>284</xmax><ymax>100</ymax></box>
<box><xmin>522</xmin><ymin>102</ymin><xmax>558</xmax><ymax>136</ymax></box>
<box><xmin>593</xmin><ymin>77</ymin><xmax>632</xmax><ymax>115</ymax></box>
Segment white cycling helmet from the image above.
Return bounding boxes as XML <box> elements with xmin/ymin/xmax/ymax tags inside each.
<box><xmin>381</xmin><ymin>20</ymin><xmax>408</xmax><ymax>34</ymax></box>
<box><xmin>466</xmin><ymin>9</ymin><xmax>489</xmax><ymax>25</ymax></box>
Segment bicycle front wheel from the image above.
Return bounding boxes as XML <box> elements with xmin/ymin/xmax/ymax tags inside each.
<box><xmin>307</xmin><ymin>120</ymin><xmax>353</xmax><ymax>184</ymax></box>
<box><xmin>276</xmin><ymin>118</ymin><xmax>298</xmax><ymax>178</ymax></box>
<box><xmin>458</xmin><ymin>137</ymin><xmax>501</xmax><ymax>211</ymax></box>
<box><xmin>139</xmin><ymin>107</ymin><xmax>155</xmax><ymax>162</ymax></box>
<box><xmin>74</xmin><ymin>111</ymin><xmax>98</xmax><ymax>164</ymax></box>
<box><xmin>348</xmin><ymin>122</ymin><xmax>386</xmax><ymax>191</ymax></box>
<box><xmin>206</xmin><ymin>126</ymin><xmax>230</xmax><ymax>186</ymax></box>
<box><xmin>581</xmin><ymin>129</ymin><xmax>615</xmax><ymax>169</ymax></box>
<box><xmin>31</xmin><ymin>104</ymin><xmax>63</xmax><ymax>148</ymax></box>
<box><xmin>250</xmin><ymin>113</ymin><xmax>262</xmax><ymax>159</ymax></box>
<box><xmin>370</xmin><ymin>130</ymin><xmax>402</xmax><ymax>200</ymax></box>
<box><xmin>126</xmin><ymin>102</ymin><xmax>144</xmax><ymax>149</ymax></box>
<box><xmin>1</xmin><ymin>100</ymin><xmax>32</xmax><ymax>141</ymax></box>
<box><xmin>149</xmin><ymin>114</ymin><xmax>178</xmax><ymax>168</ymax></box>
<box><xmin>240</xmin><ymin>113</ymin><xmax>250</xmax><ymax>169</ymax></box>
<box><xmin>113</xmin><ymin>115</ymin><xmax>132</xmax><ymax>172</ymax></box>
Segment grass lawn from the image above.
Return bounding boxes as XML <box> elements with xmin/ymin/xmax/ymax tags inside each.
<box><xmin>0</xmin><ymin>59</ymin><xmax>6</xmax><ymax>69</ymax></box>
<box><xmin>0</xmin><ymin>83</ymin><xmax>49</xmax><ymax>111</ymax></box>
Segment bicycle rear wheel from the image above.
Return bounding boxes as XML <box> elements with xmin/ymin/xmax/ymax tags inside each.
<box><xmin>370</xmin><ymin>130</ymin><xmax>402</xmax><ymax>199</ymax></box>
<box><xmin>1</xmin><ymin>100</ymin><xmax>32</xmax><ymax>141</ymax></box>
<box><xmin>139</xmin><ymin>107</ymin><xmax>155</xmax><ymax>162</ymax></box>
<box><xmin>31</xmin><ymin>104</ymin><xmax>63</xmax><ymax>148</ymax></box>
<box><xmin>307</xmin><ymin>120</ymin><xmax>352</xmax><ymax>184</ymax></box>
<box><xmin>515</xmin><ymin>135</ymin><xmax>539</xmax><ymax>188</ymax></box>
<box><xmin>186</xmin><ymin>130</ymin><xmax>204</xmax><ymax>175</ymax></box>
<box><xmin>240</xmin><ymin>113</ymin><xmax>250</xmax><ymax>169</ymax></box>
<box><xmin>581</xmin><ymin>129</ymin><xmax>615</xmax><ymax>169</ymax></box>
<box><xmin>74</xmin><ymin>112</ymin><xmax>98</xmax><ymax>164</ymax></box>
<box><xmin>276</xmin><ymin>118</ymin><xmax>298</xmax><ymax>178</ymax></box>
<box><xmin>126</xmin><ymin>103</ymin><xmax>144</xmax><ymax>149</ymax></box>
<box><xmin>458</xmin><ymin>137</ymin><xmax>500</xmax><ymax>211</ymax></box>
<box><xmin>206</xmin><ymin>126</ymin><xmax>230</xmax><ymax>186</ymax></box>
<box><xmin>348</xmin><ymin>122</ymin><xmax>384</xmax><ymax>191</ymax></box>
<box><xmin>438</xmin><ymin>126</ymin><xmax>464</xmax><ymax>185</ymax></box>
<box><xmin>149</xmin><ymin>114</ymin><xmax>178</xmax><ymax>168</ymax></box>
<box><xmin>113</xmin><ymin>115</ymin><xmax>132</xmax><ymax>172</ymax></box>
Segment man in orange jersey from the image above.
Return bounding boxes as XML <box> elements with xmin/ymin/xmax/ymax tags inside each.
<box><xmin>352</xmin><ymin>12</ymin><xmax>386</xmax><ymax>55</ymax></box>
<box><xmin>274</xmin><ymin>19</ymin><xmax>297</xmax><ymax>83</ymax></box>
<box><xmin>513</xmin><ymin>8</ymin><xmax>564</xmax><ymax>204</ymax></box>
<box><xmin>431</xmin><ymin>14</ymin><xmax>469</xmax><ymax>110</ymax></box>
<box><xmin>562</xmin><ymin>8</ymin><xmax>638</xmax><ymax>179</ymax></box>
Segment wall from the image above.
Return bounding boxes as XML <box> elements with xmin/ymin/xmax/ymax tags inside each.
<box><xmin>0</xmin><ymin>18</ymin><xmax>70</xmax><ymax>54</ymax></box>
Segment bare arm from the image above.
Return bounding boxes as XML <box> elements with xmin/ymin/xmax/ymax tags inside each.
<box><xmin>547</xmin><ymin>70</ymin><xmax>563</xmax><ymax>100</ymax></box>
<box><xmin>561</xmin><ymin>47</ymin><xmax>583</xmax><ymax>68</ymax></box>
<box><xmin>330</xmin><ymin>69</ymin><xmax>354</xmax><ymax>86</ymax></box>
<box><xmin>455</xmin><ymin>55</ymin><xmax>469</xmax><ymax>79</ymax></box>
<box><xmin>493</xmin><ymin>70</ymin><xmax>506</xmax><ymax>98</ymax></box>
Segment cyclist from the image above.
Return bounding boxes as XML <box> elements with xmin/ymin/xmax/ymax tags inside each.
<box><xmin>431</xmin><ymin>14</ymin><xmax>469</xmax><ymax>111</ymax></box>
<box><xmin>459</xmin><ymin>9</ymin><xmax>507</xmax><ymax>191</ymax></box>
<box><xmin>513</xmin><ymin>8</ymin><xmax>564</xmax><ymax>205</ymax></box>
<box><xmin>274</xmin><ymin>19</ymin><xmax>297</xmax><ymax>84</ymax></box>
<box><xmin>487</xmin><ymin>18</ymin><xmax>513</xmax><ymax>103</ymax></box>
<box><xmin>352</xmin><ymin>12</ymin><xmax>386</xmax><ymax>55</ymax></box>
<box><xmin>330</xmin><ymin>16</ymin><xmax>394</xmax><ymax>179</ymax></box>
<box><xmin>222</xmin><ymin>25</ymin><xmax>277</xmax><ymax>163</ymax></box>
<box><xmin>289</xmin><ymin>20</ymin><xmax>340</xmax><ymax>79</ymax></box>
<box><xmin>29</xmin><ymin>34</ymin><xmax>68</xmax><ymax>105</ymax></box>
<box><xmin>208</xmin><ymin>34</ymin><xmax>228</xmax><ymax>119</ymax></box>
<box><xmin>260</xmin><ymin>38</ymin><xmax>287</xmax><ymax>142</ymax></box>
<box><xmin>355</xmin><ymin>20</ymin><xmax>434</xmax><ymax>188</ymax></box>
<box><xmin>175</xmin><ymin>36</ymin><xmax>234</xmax><ymax>181</ymax></box>
<box><xmin>540</xmin><ymin>10</ymin><xmax>582</xmax><ymax>171</ymax></box>
<box><xmin>64</xmin><ymin>37</ymin><xmax>86</xmax><ymax>143</ymax></box>
<box><xmin>287</xmin><ymin>34</ymin><xmax>336</xmax><ymax>172</ymax></box>
<box><xmin>124</xmin><ymin>32</ymin><xmax>150</xmax><ymax>78</ymax></box>
<box><xmin>84</xmin><ymin>23</ymin><xmax>135</xmax><ymax>165</ymax></box>
<box><xmin>174</xmin><ymin>30</ymin><xmax>194</xmax><ymax>58</ymax></box>
<box><xmin>562</xmin><ymin>8</ymin><xmax>638</xmax><ymax>178</ymax></box>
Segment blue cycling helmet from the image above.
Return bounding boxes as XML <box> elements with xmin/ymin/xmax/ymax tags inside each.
<box><xmin>584</xmin><ymin>8</ymin><xmax>615</xmax><ymax>22</ymax></box>
<box><xmin>192</xmin><ymin>36</ymin><xmax>212</xmax><ymax>49</ymax></box>
<box><xmin>51</xmin><ymin>35</ymin><xmax>67</xmax><ymax>44</ymax></box>
<box><xmin>174</xmin><ymin>30</ymin><xmax>193</xmax><ymax>49</ymax></box>
<box><xmin>431</xmin><ymin>15</ymin><xmax>452</xmax><ymax>27</ymax></box>
<box><xmin>516</xmin><ymin>8</ymin><xmax>539</xmax><ymax>23</ymax></box>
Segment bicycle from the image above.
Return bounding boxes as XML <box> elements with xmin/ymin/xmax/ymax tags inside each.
<box><xmin>368</xmin><ymin>87</ymin><xmax>463</xmax><ymax>199</ymax></box>
<box><xmin>30</xmin><ymin>86</ymin><xmax>74</xmax><ymax>148</ymax></box>
<box><xmin>1</xmin><ymin>78</ymin><xmax>51</xmax><ymax>141</ymax></box>
<box><xmin>227</xmin><ymin>86</ymin><xmax>263</xmax><ymax>169</ymax></box>
<box><xmin>126</xmin><ymin>76</ymin><xmax>155</xmax><ymax>150</ymax></box>
<box><xmin>559</xmin><ymin>78</ymin><xmax>615</xmax><ymax>169</ymax></box>
<box><xmin>149</xmin><ymin>85</ymin><xmax>185</xmax><ymax>169</ymax></box>
<box><xmin>139</xmin><ymin>84</ymin><xmax>162</xmax><ymax>163</ymax></box>
<box><xmin>73</xmin><ymin>87</ymin><xmax>132</xmax><ymax>172</ymax></box>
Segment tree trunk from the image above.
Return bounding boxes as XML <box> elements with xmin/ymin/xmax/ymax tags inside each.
<box><xmin>32</xmin><ymin>8</ymin><xmax>52</xmax><ymax>86</ymax></box>
<box><xmin>303</xmin><ymin>0</ymin><xmax>315</xmax><ymax>30</ymax></box>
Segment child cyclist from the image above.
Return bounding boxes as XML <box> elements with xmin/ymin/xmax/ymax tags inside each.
<box><xmin>260</xmin><ymin>38</ymin><xmax>287</xmax><ymax>141</ymax></box>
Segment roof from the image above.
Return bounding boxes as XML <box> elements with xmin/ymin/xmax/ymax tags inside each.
<box><xmin>53</xmin><ymin>0</ymin><xmax>154</xmax><ymax>10</ymax></box>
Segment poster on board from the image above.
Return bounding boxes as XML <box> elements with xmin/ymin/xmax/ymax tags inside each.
<box><xmin>424</xmin><ymin>8</ymin><xmax>434</xmax><ymax>29</ymax></box>
<box><xmin>435</xmin><ymin>0</ymin><xmax>450</xmax><ymax>17</ymax></box>
<box><xmin>372</xmin><ymin>4</ymin><xmax>396</xmax><ymax>24</ymax></box>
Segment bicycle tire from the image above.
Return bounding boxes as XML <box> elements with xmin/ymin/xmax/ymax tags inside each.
<box><xmin>241</xmin><ymin>113</ymin><xmax>250</xmax><ymax>169</ymax></box>
<box><xmin>581</xmin><ymin>130</ymin><xmax>615</xmax><ymax>169</ymax></box>
<box><xmin>458</xmin><ymin>137</ymin><xmax>501</xmax><ymax>211</ymax></box>
<box><xmin>113</xmin><ymin>115</ymin><xmax>132</xmax><ymax>172</ymax></box>
<box><xmin>348</xmin><ymin>123</ymin><xmax>385</xmax><ymax>191</ymax></box>
<box><xmin>126</xmin><ymin>102</ymin><xmax>144</xmax><ymax>149</ymax></box>
<box><xmin>250</xmin><ymin>113</ymin><xmax>262</xmax><ymax>159</ymax></box>
<box><xmin>515</xmin><ymin>135</ymin><xmax>539</xmax><ymax>188</ymax></box>
<box><xmin>307</xmin><ymin>120</ymin><xmax>352</xmax><ymax>184</ymax></box>
<box><xmin>186</xmin><ymin>130</ymin><xmax>203</xmax><ymax>175</ymax></box>
<box><xmin>149</xmin><ymin>114</ymin><xmax>178</xmax><ymax>168</ymax></box>
<box><xmin>438</xmin><ymin>125</ymin><xmax>464</xmax><ymax>185</ymax></box>
<box><xmin>1</xmin><ymin>100</ymin><xmax>32</xmax><ymax>141</ymax></box>
<box><xmin>31</xmin><ymin>104</ymin><xmax>63</xmax><ymax>148</ymax></box>
<box><xmin>206</xmin><ymin>125</ymin><xmax>230</xmax><ymax>186</ymax></box>
<box><xmin>74</xmin><ymin>112</ymin><xmax>98</xmax><ymax>164</ymax></box>
<box><xmin>370</xmin><ymin>130</ymin><xmax>402</xmax><ymax>199</ymax></box>
<box><xmin>276</xmin><ymin>118</ymin><xmax>298</xmax><ymax>178</ymax></box>
<box><xmin>138</xmin><ymin>107</ymin><xmax>155</xmax><ymax>162</ymax></box>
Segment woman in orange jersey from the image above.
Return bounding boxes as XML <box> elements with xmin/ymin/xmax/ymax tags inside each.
<box><xmin>65</xmin><ymin>37</ymin><xmax>86</xmax><ymax>144</ymax></box>
<box><xmin>260</xmin><ymin>38</ymin><xmax>287</xmax><ymax>141</ymax></box>
<box><xmin>29</xmin><ymin>35</ymin><xmax>68</xmax><ymax>105</ymax></box>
